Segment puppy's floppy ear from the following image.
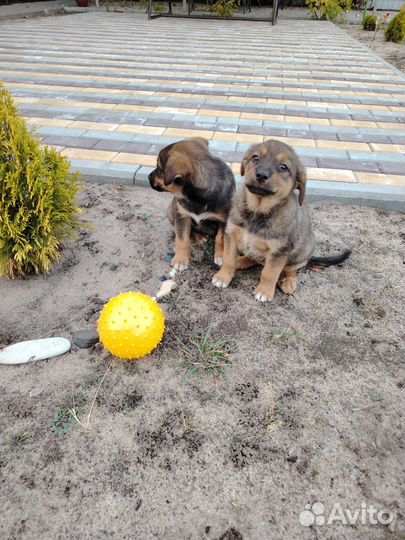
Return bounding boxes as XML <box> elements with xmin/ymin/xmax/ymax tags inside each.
<box><xmin>164</xmin><ymin>151</ymin><xmax>193</xmax><ymax>186</ymax></box>
<box><xmin>240</xmin><ymin>158</ymin><xmax>246</xmax><ymax>177</ymax></box>
<box><xmin>241</xmin><ymin>144</ymin><xmax>258</xmax><ymax>176</ymax></box>
<box><xmin>296</xmin><ymin>159</ymin><xmax>307</xmax><ymax>205</ymax></box>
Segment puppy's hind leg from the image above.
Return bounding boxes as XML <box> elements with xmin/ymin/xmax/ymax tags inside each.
<box><xmin>236</xmin><ymin>256</ymin><xmax>259</xmax><ymax>270</ymax></box>
<box><xmin>214</xmin><ymin>224</ymin><xmax>224</xmax><ymax>266</ymax></box>
<box><xmin>278</xmin><ymin>262</ymin><xmax>306</xmax><ymax>295</ymax></box>
<box><xmin>193</xmin><ymin>232</ymin><xmax>208</xmax><ymax>247</ymax></box>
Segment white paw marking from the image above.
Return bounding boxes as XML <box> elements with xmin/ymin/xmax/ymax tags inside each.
<box><xmin>169</xmin><ymin>263</ymin><xmax>188</xmax><ymax>278</ymax></box>
<box><xmin>171</xmin><ymin>263</ymin><xmax>189</xmax><ymax>272</ymax></box>
<box><xmin>212</xmin><ymin>278</ymin><xmax>228</xmax><ymax>289</ymax></box>
<box><xmin>214</xmin><ymin>257</ymin><xmax>223</xmax><ymax>267</ymax></box>
<box><xmin>255</xmin><ymin>293</ymin><xmax>270</xmax><ymax>302</ymax></box>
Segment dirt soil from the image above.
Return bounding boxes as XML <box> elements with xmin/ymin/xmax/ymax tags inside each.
<box><xmin>341</xmin><ymin>23</ymin><xmax>405</xmax><ymax>72</ymax></box>
<box><xmin>1</xmin><ymin>183</ymin><xmax>404</xmax><ymax>540</ymax></box>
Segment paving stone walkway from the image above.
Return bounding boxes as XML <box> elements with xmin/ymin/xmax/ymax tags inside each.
<box><xmin>0</xmin><ymin>12</ymin><xmax>404</xmax><ymax>201</ymax></box>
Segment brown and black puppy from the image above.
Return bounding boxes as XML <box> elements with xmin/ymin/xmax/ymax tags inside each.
<box><xmin>212</xmin><ymin>139</ymin><xmax>351</xmax><ymax>302</ymax></box>
<box><xmin>148</xmin><ymin>137</ymin><xmax>235</xmax><ymax>274</ymax></box>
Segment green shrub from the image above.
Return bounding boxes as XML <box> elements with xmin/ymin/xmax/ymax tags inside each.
<box><xmin>362</xmin><ymin>14</ymin><xmax>381</xmax><ymax>30</ymax></box>
<box><xmin>385</xmin><ymin>5</ymin><xmax>405</xmax><ymax>42</ymax></box>
<box><xmin>153</xmin><ymin>2</ymin><xmax>166</xmax><ymax>13</ymax></box>
<box><xmin>0</xmin><ymin>83</ymin><xmax>81</xmax><ymax>278</ymax></box>
<box><xmin>306</xmin><ymin>0</ymin><xmax>352</xmax><ymax>20</ymax></box>
<box><xmin>211</xmin><ymin>0</ymin><xmax>239</xmax><ymax>17</ymax></box>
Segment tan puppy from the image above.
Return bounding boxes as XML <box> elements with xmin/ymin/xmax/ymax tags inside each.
<box><xmin>212</xmin><ymin>140</ymin><xmax>351</xmax><ymax>302</ymax></box>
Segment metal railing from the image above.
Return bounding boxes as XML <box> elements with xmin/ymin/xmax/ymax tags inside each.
<box><xmin>147</xmin><ymin>0</ymin><xmax>279</xmax><ymax>23</ymax></box>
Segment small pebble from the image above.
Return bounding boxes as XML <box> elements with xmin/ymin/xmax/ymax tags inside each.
<box><xmin>29</xmin><ymin>387</ymin><xmax>43</xmax><ymax>398</ymax></box>
<box><xmin>73</xmin><ymin>329</ymin><xmax>99</xmax><ymax>348</ymax></box>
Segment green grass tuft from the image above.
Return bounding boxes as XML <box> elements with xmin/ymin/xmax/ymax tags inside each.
<box><xmin>49</xmin><ymin>405</ymin><xmax>80</xmax><ymax>437</ymax></box>
<box><xmin>174</xmin><ymin>326</ymin><xmax>235</xmax><ymax>383</ymax></box>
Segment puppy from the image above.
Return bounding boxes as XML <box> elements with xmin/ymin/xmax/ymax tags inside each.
<box><xmin>212</xmin><ymin>139</ymin><xmax>351</xmax><ymax>302</ymax></box>
<box><xmin>148</xmin><ymin>137</ymin><xmax>235</xmax><ymax>273</ymax></box>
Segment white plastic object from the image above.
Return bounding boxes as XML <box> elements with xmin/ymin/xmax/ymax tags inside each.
<box><xmin>0</xmin><ymin>337</ymin><xmax>71</xmax><ymax>365</ymax></box>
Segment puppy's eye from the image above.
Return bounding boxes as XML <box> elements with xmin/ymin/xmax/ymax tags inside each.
<box><xmin>251</xmin><ymin>155</ymin><xmax>260</xmax><ymax>163</ymax></box>
<box><xmin>278</xmin><ymin>164</ymin><xmax>289</xmax><ymax>173</ymax></box>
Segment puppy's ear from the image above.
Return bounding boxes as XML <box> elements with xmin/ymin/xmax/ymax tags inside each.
<box><xmin>164</xmin><ymin>151</ymin><xmax>193</xmax><ymax>186</ymax></box>
<box><xmin>241</xmin><ymin>145</ymin><xmax>258</xmax><ymax>176</ymax></box>
<box><xmin>296</xmin><ymin>160</ymin><xmax>307</xmax><ymax>205</ymax></box>
<box><xmin>240</xmin><ymin>157</ymin><xmax>247</xmax><ymax>176</ymax></box>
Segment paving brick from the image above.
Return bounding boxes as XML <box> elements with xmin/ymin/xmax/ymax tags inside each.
<box><xmin>164</xmin><ymin>127</ymin><xmax>214</xmax><ymax>139</ymax></box>
<box><xmin>26</xmin><ymin>117</ymin><xmax>73</xmax><ymax>128</ymax></box>
<box><xmin>318</xmin><ymin>159</ymin><xmax>380</xmax><ymax>173</ymax></box>
<box><xmin>82</xmin><ymin>130</ymin><xmax>133</xmax><ymax>142</ymax></box>
<box><xmin>35</xmin><ymin>126</ymin><xmax>87</xmax><ymax>137</ymax></box>
<box><xmin>62</xmin><ymin>148</ymin><xmax>118</xmax><ymax>161</ymax></box>
<box><xmin>349</xmin><ymin>151</ymin><xmax>405</xmax><ymax>163</ymax></box>
<box><xmin>307</xmin><ymin>167</ymin><xmax>356</xmax><ymax>183</ymax></box>
<box><xmin>216</xmin><ymin>123</ymin><xmax>239</xmax><ymax>133</ymax></box>
<box><xmin>77</xmin><ymin>113</ymin><xmax>107</xmax><ymax>122</ymax></box>
<box><xmin>209</xmin><ymin>140</ymin><xmax>237</xmax><ymax>152</ymax></box>
<box><xmin>336</xmin><ymin>133</ymin><xmax>365</xmax><ymax>143</ymax></box>
<box><xmin>193</xmin><ymin>121</ymin><xmax>219</xmax><ymax>130</ymax></box>
<box><xmin>192</xmin><ymin>115</ymin><xmax>218</xmax><ymax>124</ymax></box>
<box><xmin>310</xmin><ymin>130</ymin><xmax>338</xmax><ymax>141</ymax></box>
<box><xmin>378</xmin><ymin>162</ymin><xmax>405</xmax><ymax>175</ymax></box>
<box><xmin>296</xmin><ymin>147</ymin><xmax>347</xmax><ymax>159</ymax></box>
<box><xmin>144</xmin><ymin>119</ymin><xmax>189</xmax><ymax>129</ymax></box>
<box><xmin>389</xmin><ymin>135</ymin><xmax>405</xmax><ymax>144</ymax></box>
<box><xmin>355</xmin><ymin>172</ymin><xmax>405</xmax><ymax>186</ymax></box>
<box><xmin>42</xmin><ymin>135</ymin><xmax>99</xmax><ymax>149</ymax></box>
<box><xmin>317</xmin><ymin>140</ymin><xmax>370</xmax><ymax>151</ymax></box>
<box><xmin>213</xmin><ymin>132</ymin><xmax>263</xmax><ymax>144</ymax></box>
<box><xmin>112</xmin><ymin>153</ymin><xmax>156</xmax><ymax>166</ymax></box>
<box><xmin>299</xmin><ymin>156</ymin><xmax>318</xmax><ymax>168</ymax></box>
<box><xmin>286</xmin><ymin>129</ymin><xmax>314</xmax><ymax>139</ymax></box>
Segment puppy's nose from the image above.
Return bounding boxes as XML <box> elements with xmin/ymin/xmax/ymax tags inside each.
<box><xmin>256</xmin><ymin>171</ymin><xmax>269</xmax><ymax>183</ymax></box>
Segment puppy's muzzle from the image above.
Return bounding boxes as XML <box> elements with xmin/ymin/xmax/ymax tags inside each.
<box><xmin>255</xmin><ymin>170</ymin><xmax>269</xmax><ymax>183</ymax></box>
<box><xmin>148</xmin><ymin>168</ymin><xmax>165</xmax><ymax>192</ymax></box>
<box><xmin>246</xmin><ymin>167</ymin><xmax>278</xmax><ymax>197</ymax></box>
<box><xmin>247</xmin><ymin>184</ymin><xmax>277</xmax><ymax>197</ymax></box>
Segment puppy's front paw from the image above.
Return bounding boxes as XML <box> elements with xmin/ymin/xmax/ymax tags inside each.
<box><xmin>214</xmin><ymin>257</ymin><xmax>223</xmax><ymax>267</ymax></box>
<box><xmin>212</xmin><ymin>270</ymin><xmax>232</xmax><ymax>289</ymax></box>
<box><xmin>254</xmin><ymin>284</ymin><xmax>275</xmax><ymax>303</ymax></box>
<box><xmin>170</xmin><ymin>255</ymin><xmax>189</xmax><ymax>277</ymax></box>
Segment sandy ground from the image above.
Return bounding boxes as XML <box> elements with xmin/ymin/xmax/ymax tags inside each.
<box><xmin>340</xmin><ymin>23</ymin><xmax>405</xmax><ymax>72</ymax></box>
<box><xmin>1</xmin><ymin>183</ymin><xmax>404</xmax><ymax>540</ymax></box>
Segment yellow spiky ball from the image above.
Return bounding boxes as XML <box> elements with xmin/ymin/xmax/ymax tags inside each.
<box><xmin>97</xmin><ymin>292</ymin><xmax>165</xmax><ymax>360</ymax></box>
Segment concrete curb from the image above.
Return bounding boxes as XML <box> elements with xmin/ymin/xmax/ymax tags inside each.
<box><xmin>0</xmin><ymin>7</ymin><xmax>65</xmax><ymax>20</ymax></box>
<box><xmin>0</xmin><ymin>1</ymin><xmax>76</xmax><ymax>21</ymax></box>
<box><xmin>304</xmin><ymin>180</ymin><xmax>404</xmax><ymax>212</ymax></box>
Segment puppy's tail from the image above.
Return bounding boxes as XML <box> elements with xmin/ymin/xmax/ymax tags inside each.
<box><xmin>308</xmin><ymin>249</ymin><xmax>352</xmax><ymax>268</ymax></box>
